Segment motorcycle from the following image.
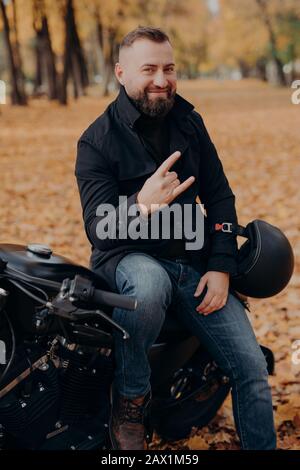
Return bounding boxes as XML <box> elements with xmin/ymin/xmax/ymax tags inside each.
<box><xmin>0</xmin><ymin>242</ymin><xmax>274</xmax><ymax>450</ymax></box>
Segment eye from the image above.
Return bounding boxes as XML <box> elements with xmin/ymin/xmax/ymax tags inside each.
<box><xmin>143</xmin><ymin>67</ymin><xmax>155</xmax><ymax>73</ymax></box>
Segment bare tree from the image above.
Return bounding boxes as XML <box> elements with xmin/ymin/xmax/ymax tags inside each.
<box><xmin>255</xmin><ymin>0</ymin><xmax>286</xmax><ymax>86</ymax></box>
<box><xmin>59</xmin><ymin>0</ymin><xmax>89</xmax><ymax>105</ymax></box>
<box><xmin>0</xmin><ymin>0</ymin><xmax>27</xmax><ymax>105</ymax></box>
<box><xmin>94</xmin><ymin>5</ymin><xmax>123</xmax><ymax>97</ymax></box>
<box><xmin>32</xmin><ymin>0</ymin><xmax>58</xmax><ymax>100</ymax></box>
<box><xmin>11</xmin><ymin>0</ymin><xmax>27</xmax><ymax>98</ymax></box>
<box><xmin>95</xmin><ymin>15</ymin><xmax>118</xmax><ymax>96</ymax></box>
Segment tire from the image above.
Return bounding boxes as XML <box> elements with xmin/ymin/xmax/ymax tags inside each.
<box><xmin>151</xmin><ymin>350</ymin><xmax>231</xmax><ymax>441</ymax></box>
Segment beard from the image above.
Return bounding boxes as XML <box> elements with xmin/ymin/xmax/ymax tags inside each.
<box><xmin>130</xmin><ymin>87</ymin><xmax>176</xmax><ymax>118</ymax></box>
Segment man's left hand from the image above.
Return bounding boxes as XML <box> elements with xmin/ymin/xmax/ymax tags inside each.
<box><xmin>194</xmin><ymin>271</ymin><xmax>230</xmax><ymax>315</ymax></box>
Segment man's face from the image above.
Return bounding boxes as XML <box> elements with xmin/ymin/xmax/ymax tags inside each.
<box><xmin>115</xmin><ymin>39</ymin><xmax>177</xmax><ymax>117</ymax></box>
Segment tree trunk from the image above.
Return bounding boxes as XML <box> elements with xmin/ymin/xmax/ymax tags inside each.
<box><xmin>33</xmin><ymin>0</ymin><xmax>58</xmax><ymax>100</ymax></box>
<box><xmin>59</xmin><ymin>0</ymin><xmax>89</xmax><ymax>105</ymax></box>
<box><xmin>60</xmin><ymin>24</ymin><xmax>71</xmax><ymax>105</ymax></box>
<box><xmin>0</xmin><ymin>0</ymin><xmax>27</xmax><ymax>105</ymax></box>
<box><xmin>34</xmin><ymin>31</ymin><xmax>43</xmax><ymax>93</ymax></box>
<box><xmin>95</xmin><ymin>7</ymin><xmax>120</xmax><ymax>96</ymax></box>
<box><xmin>95</xmin><ymin>12</ymin><xmax>108</xmax><ymax>94</ymax></box>
<box><xmin>238</xmin><ymin>59</ymin><xmax>251</xmax><ymax>78</ymax></box>
<box><xmin>95</xmin><ymin>10</ymin><xmax>105</xmax><ymax>76</ymax></box>
<box><xmin>255</xmin><ymin>57</ymin><xmax>267</xmax><ymax>81</ymax></box>
<box><xmin>11</xmin><ymin>0</ymin><xmax>27</xmax><ymax>101</ymax></box>
<box><xmin>68</xmin><ymin>0</ymin><xmax>89</xmax><ymax>90</ymax></box>
<box><xmin>255</xmin><ymin>0</ymin><xmax>286</xmax><ymax>86</ymax></box>
<box><xmin>99</xmin><ymin>25</ymin><xmax>118</xmax><ymax>96</ymax></box>
<box><xmin>42</xmin><ymin>15</ymin><xmax>58</xmax><ymax>99</ymax></box>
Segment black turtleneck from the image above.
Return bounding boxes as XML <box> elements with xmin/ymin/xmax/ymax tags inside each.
<box><xmin>135</xmin><ymin>113</ymin><xmax>170</xmax><ymax>166</ymax></box>
<box><xmin>135</xmin><ymin>112</ymin><xmax>187</xmax><ymax>260</ymax></box>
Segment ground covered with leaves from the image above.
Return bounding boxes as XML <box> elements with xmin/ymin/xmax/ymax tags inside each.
<box><xmin>0</xmin><ymin>79</ymin><xmax>299</xmax><ymax>449</ymax></box>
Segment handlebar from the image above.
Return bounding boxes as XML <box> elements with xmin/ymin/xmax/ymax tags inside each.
<box><xmin>64</xmin><ymin>275</ymin><xmax>137</xmax><ymax>311</ymax></box>
<box><xmin>91</xmin><ymin>288</ymin><xmax>137</xmax><ymax>311</ymax></box>
<box><xmin>51</xmin><ymin>276</ymin><xmax>135</xmax><ymax>339</ymax></box>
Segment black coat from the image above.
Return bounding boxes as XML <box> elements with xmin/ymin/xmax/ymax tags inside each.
<box><xmin>75</xmin><ymin>86</ymin><xmax>238</xmax><ymax>292</ymax></box>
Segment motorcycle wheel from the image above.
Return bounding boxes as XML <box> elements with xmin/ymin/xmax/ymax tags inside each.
<box><xmin>150</xmin><ymin>351</ymin><xmax>231</xmax><ymax>441</ymax></box>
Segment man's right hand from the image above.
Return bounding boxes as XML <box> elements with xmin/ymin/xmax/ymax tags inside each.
<box><xmin>136</xmin><ymin>151</ymin><xmax>195</xmax><ymax>216</ymax></box>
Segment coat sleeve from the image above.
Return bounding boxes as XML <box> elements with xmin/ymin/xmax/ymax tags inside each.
<box><xmin>193</xmin><ymin>112</ymin><xmax>238</xmax><ymax>275</ymax></box>
<box><xmin>75</xmin><ymin>138</ymin><xmax>148</xmax><ymax>251</ymax></box>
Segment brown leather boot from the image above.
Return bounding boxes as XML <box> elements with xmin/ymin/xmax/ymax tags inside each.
<box><xmin>109</xmin><ymin>388</ymin><xmax>152</xmax><ymax>450</ymax></box>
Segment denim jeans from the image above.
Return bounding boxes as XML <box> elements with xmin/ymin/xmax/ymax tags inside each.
<box><xmin>111</xmin><ymin>252</ymin><xmax>276</xmax><ymax>450</ymax></box>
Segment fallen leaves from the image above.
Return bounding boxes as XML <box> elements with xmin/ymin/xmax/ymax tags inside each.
<box><xmin>0</xmin><ymin>79</ymin><xmax>299</xmax><ymax>449</ymax></box>
<box><xmin>187</xmin><ymin>435</ymin><xmax>210</xmax><ymax>450</ymax></box>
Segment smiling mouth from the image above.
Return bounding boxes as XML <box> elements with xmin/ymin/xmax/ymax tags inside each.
<box><xmin>147</xmin><ymin>90</ymin><xmax>168</xmax><ymax>94</ymax></box>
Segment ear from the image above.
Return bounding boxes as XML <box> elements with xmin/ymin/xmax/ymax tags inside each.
<box><xmin>115</xmin><ymin>63</ymin><xmax>124</xmax><ymax>86</ymax></box>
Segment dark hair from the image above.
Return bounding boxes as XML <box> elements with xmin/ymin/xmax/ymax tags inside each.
<box><xmin>119</xmin><ymin>26</ymin><xmax>171</xmax><ymax>55</ymax></box>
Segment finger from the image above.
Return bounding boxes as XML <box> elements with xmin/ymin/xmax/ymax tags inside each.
<box><xmin>172</xmin><ymin>175</ymin><xmax>195</xmax><ymax>198</ymax></box>
<box><xmin>197</xmin><ymin>291</ymin><xmax>223</xmax><ymax>311</ymax></box>
<box><xmin>194</xmin><ymin>277</ymin><xmax>207</xmax><ymax>297</ymax></box>
<box><xmin>198</xmin><ymin>298</ymin><xmax>217</xmax><ymax>314</ymax></box>
<box><xmin>202</xmin><ymin>299</ymin><xmax>223</xmax><ymax>315</ymax></box>
<box><xmin>165</xmin><ymin>171</ymin><xmax>178</xmax><ymax>180</ymax></box>
<box><xmin>162</xmin><ymin>177</ymin><xmax>180</xmax><ymax>190</ymax></box>
<box><xmin>203</xmin><ymin>306</ymin><xmax>218</xmax><ymax>315</ymax></box>
<box><xmin>200</xmin><ymin>296</ymin><xmax>220</xmax><ymax>315</ymax></box>
<box><xmin>158</xmin><ymin>151</ymin><xmax>181</xmax><ymax>176</ymax></box>
<box><xmin>197</xmin><ymin>291</ymin><xmax>214</xmax><ymax>311</ymax></box>
<box><xmin>171</xmin><ymin>178</ymin><xmax>180</xmax><ymax>189</ymax></box>
<box><xmin>164</xmin><ymin>174</ymin><xmax>179</xmax><ymax>186</ymax></box>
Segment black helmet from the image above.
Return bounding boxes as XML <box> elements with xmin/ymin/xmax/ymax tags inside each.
<box><xmin>230</xmin><ymin>219</ymin><xmax>294</xmax><ymax>298</ymax></box>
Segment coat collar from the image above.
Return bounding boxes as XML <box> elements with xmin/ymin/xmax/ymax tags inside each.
<box><xmin>116</xmin><ymin>85</ymin><xmax>194</xmax><ymax>129</ymax></box>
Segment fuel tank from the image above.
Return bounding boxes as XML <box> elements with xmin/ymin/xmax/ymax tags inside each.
<box><xmin>0</xmin><ymin>243</ymin><xmax>102</xmax><ymax>339</ymax></box>
<box><xmin>0</xmin><ymin>243</ymin><xmax>96</xmax><ymax>284</ymax></box>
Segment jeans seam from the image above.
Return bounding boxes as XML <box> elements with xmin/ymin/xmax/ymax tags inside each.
<box><xmin>115</xmin><ymin>254</ymin><xmax>172</xmax><ymax>397</ymax></box>
<box><xmin>232</xmin><ymin>378</ymin><xmax>248</xmax><ymax>449</ymax></box>
<box><xmin>203</xmin><ymin>326</ymin><xmax>247</xmax><ymax>449</ymax></box>
<box><xmin>177</xmin><ymin>294</ymin><xmax>248</xmax><ymax>449</ymax></box>
<box><xmin>115</xmin><ymin>265</ymin><xmax>135</xmax><ymax>396</ymax></box>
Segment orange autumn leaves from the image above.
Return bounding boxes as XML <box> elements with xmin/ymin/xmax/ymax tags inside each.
<box><xmin>0</xmin><ymin>79</ymin><xmax>299</xmax><ymax>449</ymax></box>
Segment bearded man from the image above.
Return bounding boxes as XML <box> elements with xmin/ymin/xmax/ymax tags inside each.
<box><xmin>75</xmin><ymin>26</ymin><xmax>276</xmax><ymax>451</ymax></box>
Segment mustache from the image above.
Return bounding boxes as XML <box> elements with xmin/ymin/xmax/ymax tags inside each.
<box><xmin>147</xmin><ymin>88</ymin><xmax>169</xmax><ymax>92</ymax></box>
<box><xmin>144</xmin><ymin>87</ymin><xmax>175</xmax><ymax>98</ymax></box>
<box><xmin>146</xmin><ymin>86</ymin><xmax>172</xmax><ymax>92</ymax></box>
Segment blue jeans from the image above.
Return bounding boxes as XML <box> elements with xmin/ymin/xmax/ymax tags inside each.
<box><xmin>111</xmin><ymin>252</ymin><xmax>276</xmax><ymax>450</ymax></box>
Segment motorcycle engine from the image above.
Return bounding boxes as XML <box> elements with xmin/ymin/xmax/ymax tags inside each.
<box><xmin>0</xmin><ymin>243</ymin><xmax>116</xmax><ymax>449</ymax></box>
<box><xmin>0</xmin><ymin>337</ymin><xmax>114</xmax><ymax>450</ymax></box>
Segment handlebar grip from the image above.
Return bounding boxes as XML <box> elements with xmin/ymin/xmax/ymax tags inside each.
<box><xmin>92</xmin><ymin>288</ymin><xmax>137</xmax><ymax>311</ymax></box>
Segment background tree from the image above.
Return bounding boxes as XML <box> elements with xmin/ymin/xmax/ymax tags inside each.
<box><xmin>255</xmin><ymin>0</ymin><xmax>286</xmax><ymax>85</ymax></box>
<box><xmin>0</xmin><ymin>0</ymin><xmax>27</xmax><ymax>104</ymax></box>
<box><xmin>1</xmin><ymin>0</ymin><xmax>300</xmax><ymax>105</ymax></box>
<box><xmin>91</xmin><ymin>0</ymin><xmax>133</xmax><ymax>96</ymax></box>
<box><xmin>211</xmin><ymin>0</ymin><xmax>300</xmax><ymax>85</ymax></box>
<box><xmin>59</xmin><ymin>0</ymin><xmax>89</xmax><ymax>104</ymax></box>
<box><xmin>32</xmin><ymin>0</ymin><xmax>58</xmax><ymax>99</ymax></box>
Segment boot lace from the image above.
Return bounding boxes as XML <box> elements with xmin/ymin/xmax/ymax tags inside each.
<box><xmin>120</xmin><ymin>398</ymin><xmax>146</xmax><ymax>424</ymax></box>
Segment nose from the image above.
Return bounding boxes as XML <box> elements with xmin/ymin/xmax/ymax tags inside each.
<box><xmin>152</xmin><ymin>70</ymin><xmax>168</xmax><ymax>89</ymax></box>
